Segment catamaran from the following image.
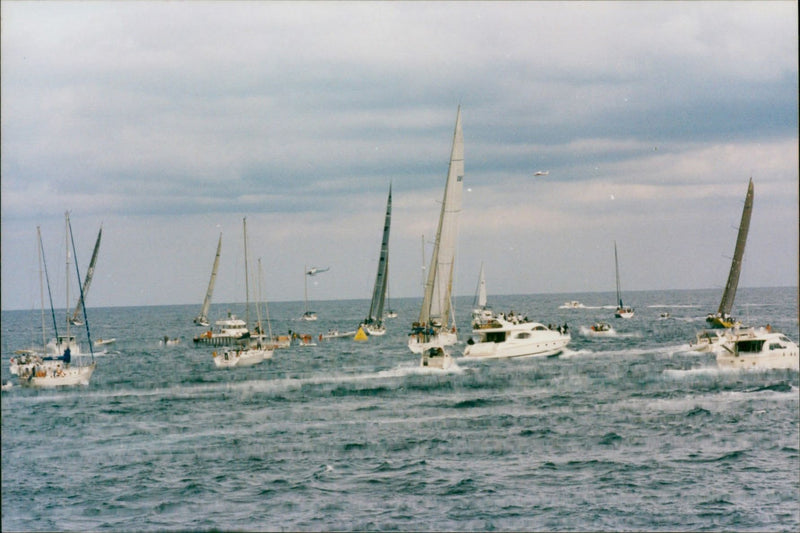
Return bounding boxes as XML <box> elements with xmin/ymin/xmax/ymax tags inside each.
<box><xmin>408</xmin><ymin>106</ymin><xmax>464</xmax><ymax>359</ymax></box>
<box><xmin>613</xmin><ymin>241</ymin><xmax>634</xmax><ymax>318</ymax></box>
<box><xmin>706</xmin><ymin>178</ymin><xmax>754</xmax><ymax>329</ymax></box>
<box><xmin>194</xmin><ymin>233</ymin><xmax>222</xmax><ymax>327</ymax></box>
<box><xmin>361</xmin><ymin>184</ymin><xmax>392</xmax><ymax>336</ymax></box>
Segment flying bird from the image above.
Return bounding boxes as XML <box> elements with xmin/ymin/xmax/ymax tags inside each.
<box><xmin>306</xmin><ymin>266</ymin><xmax>330</xmax><ymax>276</ymax></box>
<box><xmin>533</xmin><ymin>170</ymin><xmax>549</xmax><ymax>176</ymax></box>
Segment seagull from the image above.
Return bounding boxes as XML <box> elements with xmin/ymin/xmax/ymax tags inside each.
<box><xmin>306</xmin><ymin>266</ymin><xmax>330</xmax><ymax>276</ymax></box>
<box><xmin>533</xmin><ymin>170</ymin><xmax>549</xmax><ymax>176</ymax></box>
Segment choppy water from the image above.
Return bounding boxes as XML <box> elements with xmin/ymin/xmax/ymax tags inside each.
<box><xmin>2</xmin><ymin>287</ymin><xmax>798</xmax><ymax>531</ymax></box>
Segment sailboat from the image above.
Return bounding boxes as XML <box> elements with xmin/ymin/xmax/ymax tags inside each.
<box><xmin>408</xmin><ymin>106</ymin><xmax>464</xmax><ymax>366</ymax></box>
<box><xmin>361</xmin><ymin>184</ymin><xmax>392</xmax><ymax>336</ymax></box>
<box><xmin>70</xmin><ymin>225</ymin><xmax>102</xmax><ymax>326</ymax></box>
<box><xmin>706</xmin><ymin>178</ymin><xmax>754</xmax><ymax>329</ymax></box>
<box><xmin>213</xmin><ymin>218</ymin><xmax>272</xmax><ymax>368</ymax></box>
<box><xmin>194</xmin><ymin>233</ymin><xmax>222</xmax><ymax>327</ymax></box>
<box><xmin>19</xmin><ymin>213</ymin><xmax>96</xmax><ymax>387</ymax></box>
<box><xmin>194</xmin><ymin>222</ymin><xmax>250</xmax><ymax>347</ymax></box>
<box><xmin>470</xmin><ymin>262</ymin><xmax>493</xmax><ymax>328</ymax></box>
<box><xmin>613</xmin><ymin>241</ymin><xmax>634</xmax><ymax>318</ymax></box>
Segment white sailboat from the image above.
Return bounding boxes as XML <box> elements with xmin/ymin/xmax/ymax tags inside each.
<box><xmin>194</xmin><ymin>233</ymin><xmax>222</xmax><ymax>327</ymax></box>
<box><xmin>408</xmin><ymin>106</ymin><xmax>464</xmax><ymax>361</ymax></box>
<box><xmin>20</xmin><ymin>213</ymin><xmax>96</xmax><ymax>387</ymax></box>
<box><xmin>706</xmin><ymin>178</ymin><xmax>754</xmax><ymax>329</ymax></box>
<box><xmin>70</xmin><ymin>225</ymin><xmax>102</xmax><ymax>326</ymax></box>
<box><xmin>470</xmin><ymin>263</ymin><xmax>494</xmax><ymax>328</ymax></box>
<box><xmin>613</xmin><ymin>241</ymin><xmax>634</xmax><ymax>318</ymax></box>
<box><xmin>361</xmin><ymin>184</ymin><xmax>392</xmax><ymax>336</ymax></box>
<box><xmin>212</xmin><ymin>218</ymin><xmax>272</xmax><ymax>368</ymax></box>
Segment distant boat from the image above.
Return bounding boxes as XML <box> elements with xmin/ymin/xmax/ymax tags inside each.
<box><xmin>409</xmin><ymin>106</ymin><xmax>464</xmax><ymax>355</ymax></box>
<box><xmin>559</xmin><ymin>300</ymin><xmax>586</xmax><ymax>309</ymax></box>
<box><xmin>613</xmin><ymin>241</ymin><xmax>634</xmax><ymax>319</ymax></box>
<box><xmin>470</xmin><ymin>263</ymin><xmax>494</xmax><ymax>328</ymax></box>
<box><xmin>70</xmin><ymin>225</ymin><xmax>102</xmax><ymax>326</ymax></box>
<box><xmin>706</xmin><ymin>178</ymin><xmax>754</xmax><ymax>329</ymax></box>
<box><xmin>361</xmin><ymin>184</ymin><xmax>392</xmax><ymax>336</ymax></box>
<box><xmin>533</xmin><ymin>170</ymin><xmax>549</xmax><ymax>176</ymax></box>
<box><xmin>94</xmin><ymin>338</ymin><xmax>116</xmax><ymax>347</ymax></box>
<box><xmin>194</xmin><ymin>233</ymin><xmax>222</xmax><ymax>327</ymax></box>
<box><xmin>581</xmin><ymin>322</ymin><xmax>616</xmax><ymax>337</ymax></box>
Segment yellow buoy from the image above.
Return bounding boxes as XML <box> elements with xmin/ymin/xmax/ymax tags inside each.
<box><xmin>354</xmin><ymin>326</ymin><xmax>368</xmax><ymax>342</ymax></box>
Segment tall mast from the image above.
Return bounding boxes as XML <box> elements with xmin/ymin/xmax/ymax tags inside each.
<box><xmin>37</xmin><ymin>227</ymin><xmax>46</xmax><ymax>351</ymax></box>
<box><xmin>65</xmin><ymin>212</ymin><xmax>71</xmax><ymax>338</ymax></box>
<box><xmin>243</xmin><ymin>217</ymin><xmax>250</xmax><ymax>328</ymax></box>
<box><xmin>614</xmin><ymin>241</ymin><xmax>622</xmax><ymax>307</ymax></box>
<box><xmin>71</xmin><ymin>225</ymin><xmax>102</xmax><ymax>324</ymax></box>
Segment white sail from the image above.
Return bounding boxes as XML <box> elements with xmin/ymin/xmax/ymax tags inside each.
<box><xmin>410</xmin><ymin>106</ymin><xmax>464</xmax><ymax>353</ymax></box>
<box><xmin>614</xmin><ymin>241</ymin><xmax>634</xmax><ymax>318</ymax></box>
<box><xmin>194</xmin><ymin>233</ymin><xmax>222</xmax><ymax>326</ymax></box>
<box><xmin>420</xmin><ymin>106</ymin><xmax>464</xmax><ymax>328</ymax></box>
<box><xmin>475</xmin><ymin>262</ymin><xmax>487</xmax><ymax>309</ymax></box>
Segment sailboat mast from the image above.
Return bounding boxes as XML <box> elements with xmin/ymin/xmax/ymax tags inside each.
<box><xmin>255</xmin><ymin>257</ymin><xmax>264</xmax><ymax>336</ymax></box>
<box><xmin>717</xmin><ymin>178</ymin><xmax>754</xmax><ymax>316</ymax></box>
<box><xmin>65</xmin><ymin>212</ymin><xmax>71</xmax><ymax>338</ymax></box>
<box><xmin>303</xmin><ymin>264</ymin><xmax>309</xmax><ymax>315</ymax></box>
<box><xmin>68</xmin><ymin>214</ymin><xmax>95</xmax><ymax>360</ymax></box>
<box><xmin>243</xmin><ymin>217</ymin><xmax>250</xmax><ymax>328</ymax></box>
<box><xmin>37</xmin><ymin>227</ymin><xmax>46</xmax><ymax>351</ymax></box>
<box><xmin>614</xmin><ymin>241</ymin><xmax>622</xmax><ymax>307</ymax></box>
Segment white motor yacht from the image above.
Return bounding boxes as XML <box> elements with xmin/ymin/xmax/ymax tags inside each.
<box><xmin>717</xmin><ymin>328</ymin><xmax>799</xmax><ymax>370</ymax></box>
<box><xmin>464</xmin><ymin>316</ymin><xmax>570</xmax><ymax>359</ymax></box>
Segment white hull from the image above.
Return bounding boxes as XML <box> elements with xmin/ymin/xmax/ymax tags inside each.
<box><xmin>408</xmin><ymin>330</ymin><xmax>458</xmax><ymax>354</ymax></box>
<box><xmin>24</xmin><ymin>363</ymin><xmax>96</xmax><ymax>387</ymax></box>
<box><xmin>615</xmin><ymin>308</ymin><xmax>634</xmax><ymax>319</ymax></box>
<box><xmin>94</xmin><ymin>338</ymin><xmax>116</xmax><ymax>346</ymax></box>
<box><xmin>213</xmin><ymin>347</ymin><xmax>272</xmax><ymax>368</ymax></box>
<box><xmin>716</xmin><ymin>329</ymin><xmax>799</xmax><ymax>370</ymax></box>
<box><xmin>364</xmin><ymin>324</ymin><xmax>386</xmax><ymax>336</ymax></box>
<box><xmin>464</xmin><ymin>319</ymin><xmax>570</xmax><ymax>359</ymax></box>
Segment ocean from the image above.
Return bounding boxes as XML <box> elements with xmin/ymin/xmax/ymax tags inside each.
<box><xmin>2</xmin><ymin>287</ymin><xmax>798</xmax><ymax>531</ymax></box>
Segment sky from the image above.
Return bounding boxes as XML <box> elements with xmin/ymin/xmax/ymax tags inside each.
<box><xmin>1</xmin><ymin>1</ymin><xmax>798</xmax><ymax>312</ymax></box>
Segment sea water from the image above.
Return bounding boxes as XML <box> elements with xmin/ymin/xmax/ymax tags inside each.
<box><xmin>2</xmin><ymin>287</ymin><xmax>798</xmax><ymax>531</ymax></box>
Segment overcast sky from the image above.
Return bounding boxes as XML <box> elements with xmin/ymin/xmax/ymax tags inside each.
<box><xmin>2</xmin><ymin>1</ymin><xmax>797</xmax><ymax>312</ymax></box>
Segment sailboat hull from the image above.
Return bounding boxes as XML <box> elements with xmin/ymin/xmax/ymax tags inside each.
<box><xmin>24</xmin><ymin>363</ymin><xmax>96</xmax><ymax>387</ymax></box>
<box><xmin>408</xmin><ymin>331</ymin><xmax>458</xmax><ymax>354</ymax></box>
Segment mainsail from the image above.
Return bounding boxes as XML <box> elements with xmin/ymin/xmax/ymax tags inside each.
<box><xmin>715</xmin><ymin>178</ymin><xmax>754</xmax><ymax>318</ymax></box>
<box><xmin>418</xmin><ymin>106</ymin><xmax>465</xmax><ymax>330</ymax></box>
<box><xmin>474</xmin><ymin>262</ymin><xmax>487</xmax><ymax>309</ymax></box>
<box><xmin>194</xmin><ymin>233</ymin><xmax>222</xmax><ymax>326</ymax></box>
<box><xmin>366</xmin><ymin>184</ymin><xmax>392</xmax><ymax>325</ymax></box>
<box><xmin>70</xmin><ymin>225</ymin><xmax>102</xmax><ymax>325</ymax></box>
